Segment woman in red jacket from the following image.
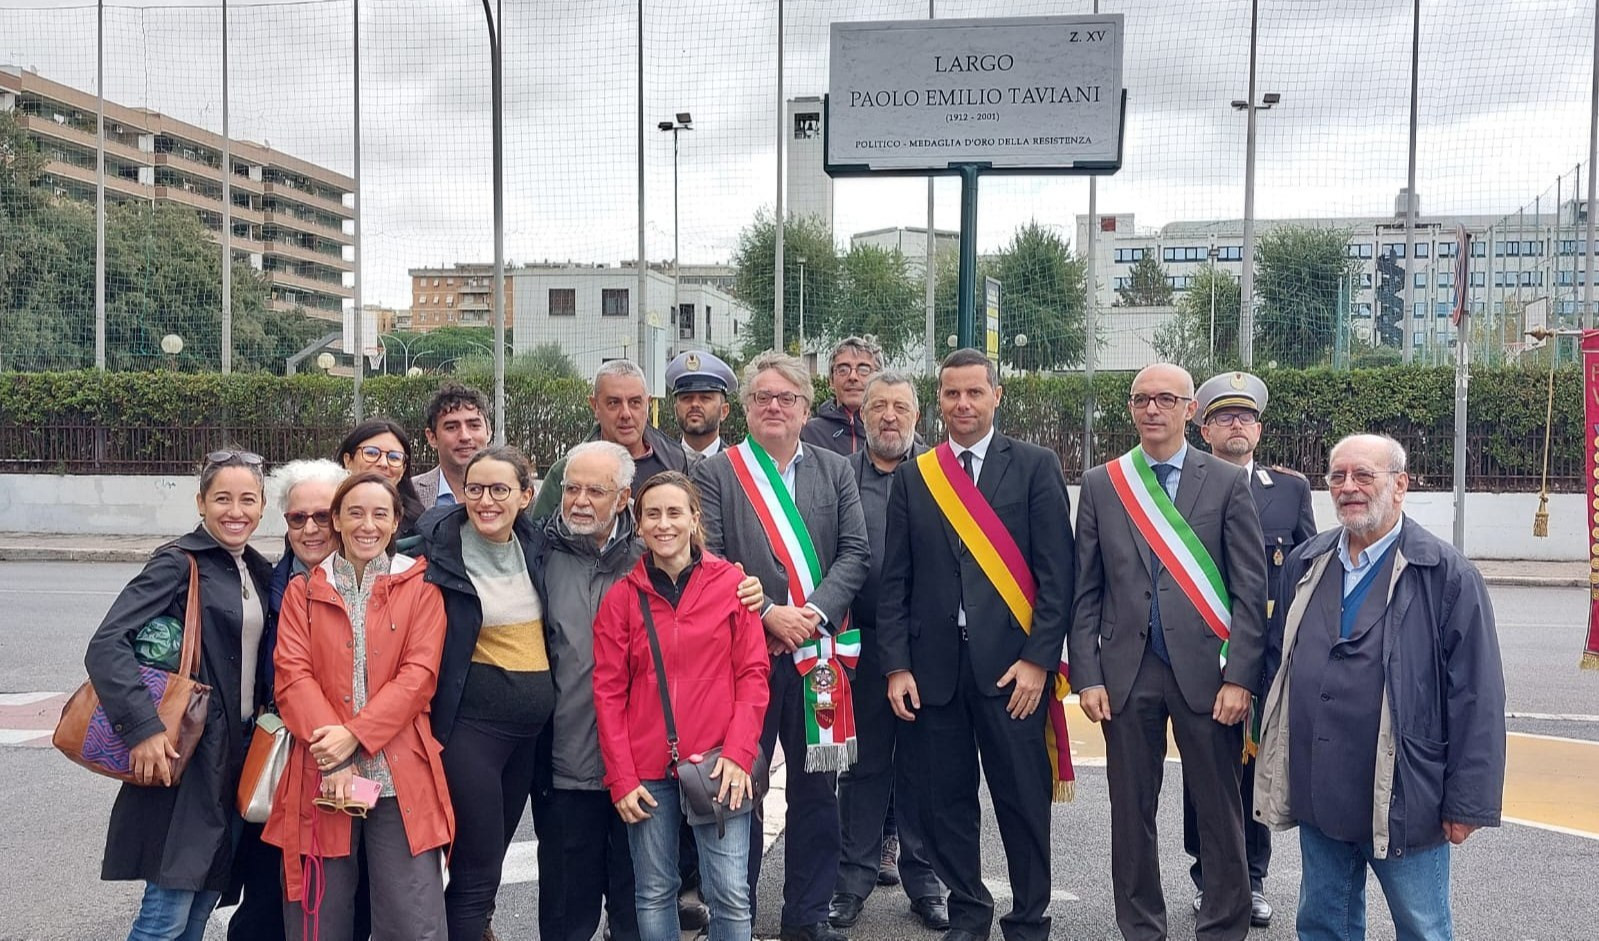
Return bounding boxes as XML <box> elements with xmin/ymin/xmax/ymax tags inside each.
<box><xmin>593</xmin><ymin>471</ymin><xmax>770</xmax><ymax>941</ymax></box>
<box><xmin>266</xmin><ymin>472</ymin><xmax>454</xmax><ymax>941</ymax></box>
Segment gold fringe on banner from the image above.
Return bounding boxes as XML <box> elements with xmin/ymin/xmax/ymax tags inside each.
<box><xmin>1582</xmin><ymin>650</ymin><xmax>1599</xmax><ymax>671</ymax></box>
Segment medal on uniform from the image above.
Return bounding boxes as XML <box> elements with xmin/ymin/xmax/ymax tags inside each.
<box><xmin>809</xmin><ymin>661</ymin><xmax>838</xmax><ymax>729</ymax></box>
<box><xmin>1274</xmin><ymin>546</ymin><xmax>1284</xmax><ymax>566</ymax></box>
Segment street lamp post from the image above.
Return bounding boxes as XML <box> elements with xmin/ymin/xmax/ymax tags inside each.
<box><xmin>1207</xmin><ymin>240</ymin><xmax>1220</xmax><ymax>364</ymax></box>
<box><xmin>1232</xmin><ymin>0</ymin><xmax>1279</xmax><ymax>367</ymax></box>
<box><xmin>796</xmin><ymin>256</ymin><xmax>807</xmax><ymax>356</ymax></box>
<box><xmin>658</xmin><ymin>113</ymin><xmax>693</xmax><ymax>342</ymax></box>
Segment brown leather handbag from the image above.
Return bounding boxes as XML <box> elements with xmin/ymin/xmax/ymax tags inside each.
<box><xmin>54</xmin><ymin>554</ymin><xmax>211</xmax><ymax>785</ymax></box>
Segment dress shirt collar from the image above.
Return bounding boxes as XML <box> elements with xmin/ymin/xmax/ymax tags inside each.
<box><xmin>948</xmin><ymin>426</ymin><xmax>996</xmax><ymax>463</ymax></box>
<box><xmin>1337</xmin><ymin>516</ymin><xmax>1404</xmax><ymax>575</ymax></box>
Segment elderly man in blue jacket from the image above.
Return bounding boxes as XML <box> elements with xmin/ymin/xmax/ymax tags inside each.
<box><xmin>1254</xmin><ymin>433</ymin><xmax>1506</xmax><ymax>941</ymax></box>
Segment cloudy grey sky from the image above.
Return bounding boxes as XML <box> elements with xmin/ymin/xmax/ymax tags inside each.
<box><xmin>1</xmin><ymin>0</ymin><xmax>1592</xmax><ymax>308</ymax></box>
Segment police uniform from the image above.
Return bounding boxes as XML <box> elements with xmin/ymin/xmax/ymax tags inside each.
<box><xmin>1181</xmin><ymin>371</ymin><xmax>1318</xmax><ymax>925</ymax></box>
<box><xmin>664</xmin><ymin>350</ymin><xmax>737</xmax><ymax>457</ymax></box>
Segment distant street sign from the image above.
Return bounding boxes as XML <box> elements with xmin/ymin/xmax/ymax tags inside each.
<box><xmin>826</xmin><ymin>15</ymin><xmax>1125</xmax><ymax>175</ymax></box>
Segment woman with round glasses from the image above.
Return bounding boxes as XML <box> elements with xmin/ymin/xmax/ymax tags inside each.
<box><xmin>414</xmin><ymin>445</ymin><xmax>554</xmax><ymax>940</ymax></box>
<box><xmin>334</xmin><ymin>418</ymin><xmax>426</xmax><ymax>542</ymax></box>
<box><xmin>84</xmin><ymin>448</ymin><xmax>276</xmax><ymax>941</ymax></box>
<box><xmin>267</xmin><ymin>472</ymin><xmax>452</xmax><ymax>940</ymax></box>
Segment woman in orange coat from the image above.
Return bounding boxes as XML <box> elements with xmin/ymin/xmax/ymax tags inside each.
<box><xmin>265</xmin><ymin>472</ymin><xmax>454</xmax><ymax>941</ymax></box>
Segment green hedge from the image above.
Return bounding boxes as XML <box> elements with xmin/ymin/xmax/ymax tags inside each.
<box><xmin>0</xmin><ymin>365</ymin><xmax>1584</xmax><ymax>490</ymax></box>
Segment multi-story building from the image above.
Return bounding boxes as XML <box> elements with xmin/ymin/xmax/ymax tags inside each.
<box><xmin>851</xmin><ymin>226</ymin><xmax>958</xmax><ymax>277</ymax></box>
<box><xmin>787</xmin><ymin>96</ymin><xmax>832</xmax><ymax>231</ymax></box>
<box><xmin>1078</xmin><ymin>190</ymin><xmax>1585</xmax><ymax>355</ymax></box>
<box><xmin>0</xmin><ymin>65</ymin><xmax>354</xmax><ymax>319</ymax></box>
<box><xmin>409</xmin><ymin>264</ymin><xmax>518</xmax><ymax>332</ymax></box>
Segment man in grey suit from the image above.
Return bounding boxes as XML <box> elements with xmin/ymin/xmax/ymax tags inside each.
<box><xmin>1070</xmin><ymin>363</ymin><xmax>1267</xmax><ymax>941</ymax></box>
<box><xmin>693</xmin><ymin>350</ymin><xmax>872</xmax><ymax>941</ymax></box>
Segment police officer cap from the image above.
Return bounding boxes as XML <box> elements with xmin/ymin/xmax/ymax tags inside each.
<box><xmin>665</xmin><ymin>350</ymin><xmax>736</xmax><ymax>396</ymax></box>
<box><xmin>1194</xmin><ymin>371</ymin><xmax>1268</xmax><ymax>423</ymax></box>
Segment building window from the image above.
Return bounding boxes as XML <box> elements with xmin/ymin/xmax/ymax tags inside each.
<box><xmin>1347</xmin><ymin>243</ymin><xmax>1374</xmax><ymax>259</ymax></box>
<box><xmin>446</xmin><ymin>296</ymin><xmax>455</xmax><ymax>306</ymax></box>
<box><xmin>1413</xmin><ymin>242</ymin><xmax>1429</xmax><ymax>259</ymax></box>
<box><xmin>601</xmin><ymin>288</ymin><xmax>629</xmax><ymax>317</ymax></box>
<box><xmin>1413</xmin><ymin>273</ymin><xmax>1426</xmax><ymax>289</ymax></box>
<box><xmin>549</xmin><ymin>288</ymin><xmax>576</xmax><ymax>317</ymax></box>
<box><xmin>1381</xmin><ymin>243</ymin><xmax>1406</xmax><ymax>258</ymax></box>
<box><xmin>1217</xmin><ymin>245</ymin><xmax>1243</xmax><ymax>261</ymax></box>
<box><xmin>794</xmin><ymin>113</ymin><xmax>820</xmax><ymax>139</ymax></box>
<box><xmin>1360</xmin><ymin>272</ymin><xmax>1373</xmax><ymax>289</ymax></box>
<box><xmin>1113</xmin><ymin>248</ymin><xmax>1144</xmax><ymax>263</ymax></box>
<box><xmin>1112</xmin><ymin>276</ymin><xmax>1131</xmax><ymax>290</ymax></box>
<box><xmin>1471</xmin><ymin>240</ymin><xmax>1487</xmax><ymax>257</ymax></box>
<box><xmin>1470</xmin><ymin>271</ymin><xmax>1485</xmax><ymax>287</ymax></box>
<box><xmin>1436</xmin><ymin>272</ymin><xmax>1452</xmax><ymax>288</ymax></box>
<box><xmin>678</xmin><ymin>303</ymin><xmax>696</xmax><ymax>339</ymax></box>
<box><xmin>1161</xmin><ymin>246</ymin><xmax>1206</xmax><ymax>263</ymax></box>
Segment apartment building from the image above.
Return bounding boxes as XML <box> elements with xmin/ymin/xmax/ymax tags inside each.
<box><xmin>409</xmin><ymin>264</ymin><xmax>518</xmax><ymax>332</ymax></box>
<box><xmin>0</xmin><ymin>66</ymin><xmax>354</xmax><ymax>319</ymax></box>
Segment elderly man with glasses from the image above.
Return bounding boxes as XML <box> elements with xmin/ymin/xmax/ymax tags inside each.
<box><xmin>1176</xmin><ymin>371</ymin><xmax>1318</xmax><ymax>928</ymax></box>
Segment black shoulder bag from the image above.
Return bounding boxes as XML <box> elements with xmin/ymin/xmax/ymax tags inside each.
<box><xmin>636</xmin><ymin>588</ymin><xmax>769</xmax><ymax>837</ymax></box>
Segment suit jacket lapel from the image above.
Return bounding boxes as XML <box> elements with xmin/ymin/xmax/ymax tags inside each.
<box><xmin>1175</xmin><ymin>449</ymin><xmax>1208</xmax><ymax>518</ymax></box>
<box><xmin>977</xmin><ymin>434</ymin><xmax>1014</xmax><ymax>504</ymax></box>
<box><xmin>1250</xmin><ymin>468</ymin><xmax>1280</xmax><ymax>518</ymax></box>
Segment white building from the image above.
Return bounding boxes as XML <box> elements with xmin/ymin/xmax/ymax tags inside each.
<box><xmin>787</xmin><ymin>97</ymin><xmax>832</xmax><ymax>231</ymax></box>
<box><xmin>511</xmin><ymin>265</ymin><xmax>749</xmax><ymax>379</ymax></box>
<box><xmin>850</xmin><ymin>226</ymin><xmax>958</xmax><ymax>277</ymax></box>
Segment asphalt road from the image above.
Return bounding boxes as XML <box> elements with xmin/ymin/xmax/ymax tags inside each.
<box><xmin>1</xmin><ymin>562</ymin><xmax>1595</xmax><ymax>940</ymax></box>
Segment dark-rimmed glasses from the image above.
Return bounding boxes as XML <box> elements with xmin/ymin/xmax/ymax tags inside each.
<box><xmin>463</xmin><ymin>482</ymin><xmax>516</xmax><ymax>502</ymax></box>
<box><xmin>1206</xmin><ymin>412</ymin><xmax>1259</xmax><ymax>427</ymax></box>
<box><xmin>751</xmin><ymin>390</ymin><xmax>802</xmax><ymax>408</ymax></box>
<box><xmin>1129</xmin><ymin>393</ymin><xmax>1193</xmax><ymax>411</ymax></box>
<box><xmin>356</xmin><ymin>445</ymin><xmax>406</xmax><ymax>467</ymax></box>
<box><xmin>284</xmin><ymin>510</ymin><xmax>333</xmax><ymax>530</ymax></box>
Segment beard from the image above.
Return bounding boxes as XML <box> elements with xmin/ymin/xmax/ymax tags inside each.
<box><xmin>562</xmin><ymin>508</ymin><xmax>614</xmax><ymax>537</ymax></box>
<box><xmin>866</xmin><ymin>429</ymin><xmax>911</xmax><ymax>462</ymax></box>
<box><xmin>679</xmin><ymin>411</ymin><xmax>722</xmax><ymax>436</ymax></box>
<box><xmin>1337</xmin><ymin>479</ymin><xmax>1397</xmax><ymax>537</ymax></box>
<box><xmin>1215</xmin><ymin>434</ymin><xmax>1255</xmax><ymax>459</ymax></box>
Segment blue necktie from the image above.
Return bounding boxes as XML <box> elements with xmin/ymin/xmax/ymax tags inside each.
<box><xmin>1148</xmin><ymin>463</ymin><xmax>1175</xmax><ymax>665</ymax></box>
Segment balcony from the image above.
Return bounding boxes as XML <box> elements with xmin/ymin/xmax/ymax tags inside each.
<box><xmin>42</xmin><ymin>160</ymin><xmax>153</xmax><ymax>200</ymax></box>
<box><xmin>20</xmin><ymin>115</ymin><xmax>151</xmax><ymax>167</ymax></box>
<box><xmin>263</xmin><ymin>211</ymin><xmax>351</xmax><ymax>245</ymax></box>
<box><xmin>265</xmin><ymin>268</ymin><xmax>351</xmax><ymax>298</ymax></box>
<box><xmin>262</xmin><ymin>237</ymin><xmax>351</xmax><ymax>271</ymax></box>
<box><xmin>153</xmin><ymin>185</ymin><xmax>266</xmax><ymax>224</ymax></box>
<box><xmin>263</xmin><ymin>181</ymin><xmax>350</xmax><ymax>219</ymax></box>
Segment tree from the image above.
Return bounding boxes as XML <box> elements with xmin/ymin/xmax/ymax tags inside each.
<box><xmin>1254</xmin><ymin>224</ymin><xmax>1357</xmax><ymax>368</ymax></box>
<box><xmin>1115</xmin><ymin>251</ymin><xmax>1173</xmax><ymax>307</ymax></box>
<box><xmin>828</xmin><ymin>243</ymin><xmax>922</xmax><ymax>363</ymax></box>
<box><xmin>983</xmin><ymin>221</ymin><xmax>1089</xmax><ymax>371</ymax></box>
<box><xmin>731</xmin><ymin>210</ymin><xmax>840</xmax><ymax>359</ymax></box>
<box><xmin>1152</xmin><ymin>263</ymin><xmax>1241</xmax><ymax>373</ymax></box>
<box><xmin>457</xmin><ymin>341</ymin><xmax>580</xmax><ymax>379</ymax></box>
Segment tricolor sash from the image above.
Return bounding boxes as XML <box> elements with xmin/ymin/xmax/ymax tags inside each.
<box><xmin>1105</xmin><ymin>447</ymin><xmax>1233</xmax><ymax>667</ymax></box>
<box><xmin>727</xmin><ymin>438</ymin><xmax>858</xmax><ymax>771</ymax></box>
<box><xmin>917</xmin><ymin>443</ymin><xmax>1075</xmax><ymax>801</ymax></box>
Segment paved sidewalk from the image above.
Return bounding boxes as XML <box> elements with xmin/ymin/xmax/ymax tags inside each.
<box><xmin>0</xmin><ymin>531</ymin><xmax>1590</xmax><ymax>586</ymax></box>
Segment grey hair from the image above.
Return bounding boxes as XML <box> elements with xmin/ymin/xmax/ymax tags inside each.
<box><xmin>828</xmin><ymin>335</ymin><xmax>884</xmax><ymax>371</ymax></box>
<box><xmin>741</xmin><ymin>351</ymin><xmax>814</xmax><ymax>407</ymax></box>
<box><xmin>1330</xmin><ymin>433</ymin><xmax>1408</xmax><ymax>473</ymax></box>
<box><xmin>268</xmin><ymin>459</ymin><xmax>349</xmax><ymax>510</ymax></box>
<box><xmin>863</xmin><ymin>370</ymin><xmax>919</xmax><ymax>413</ymax></box>
<box><xmin>593</xmin><ymin>359</ymin><xmax>647</xmax><ymax>394</ymax></box>
<box><xmin>564</xmin><ymin>440</ymin><xmax>636</xmax><ymax>492</ymax></box>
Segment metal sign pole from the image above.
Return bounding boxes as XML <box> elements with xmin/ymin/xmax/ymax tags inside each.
<box><xmin>955</xmin><ymin>164</ymin><xmax>981</xmax><ymax>349</ymax></box>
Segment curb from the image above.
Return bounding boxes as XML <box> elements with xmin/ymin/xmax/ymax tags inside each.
<box><xmin>1481</xmin><ymin>575</ymin><xmax>1588</xmax><ymax>589</ymax></box>
<box><xmin>0</xmin><ymin>547</ymin><xmax>159</xmax><ymax>563</ymax></box>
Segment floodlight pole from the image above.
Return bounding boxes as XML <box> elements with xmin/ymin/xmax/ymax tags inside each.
<box><xmin>481</xmin><ymin>0</ymin><xmax>506</xmax><ymax>442</ymax></box>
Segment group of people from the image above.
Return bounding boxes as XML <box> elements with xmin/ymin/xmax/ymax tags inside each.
<box><xmin>81</xmin><ymin>337</ymin><xmax>1507</xmax><ymax>941</ymax></box>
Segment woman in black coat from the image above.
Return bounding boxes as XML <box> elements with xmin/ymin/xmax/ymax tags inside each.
<box><xmin>84</xmin><ymin>450</ymin><xmax>276</xmax><ymax>941</ymax></box>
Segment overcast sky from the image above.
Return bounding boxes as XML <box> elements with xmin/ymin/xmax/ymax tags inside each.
<box><xmin>2</xmin><ymin>0</ymin><xmax>1593</xmax><ymax>308</ymax></box>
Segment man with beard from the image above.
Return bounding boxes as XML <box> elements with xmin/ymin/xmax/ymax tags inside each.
<box><xmin>1180</xmin><ymin>371</ymin><xmax>1317</xmax><ymax>928</ymax></box>
<box><xmin>666</xmin><ymin>350</ymin><xmax>737</xmax><ymax>456</ymax></box>
<box><xmin>802</xmin><ymin>337</ymin><xmax>882</xmax><ymax>456</ymax></box>
<box><xmin>827</xmin><ymin>372</ymin><xmax>947</xmax><ymax>933</ymax></box>
<box><xmin>1254</xmin><ymin>434</ymin><xmax>1504</xmax><ymax>941</ymax></box>
<box><xmin>530</xmin><ymin>440</ymin><xmax>765</xmax><ymax>941</ymax></box>
<box><xmin>1070</xmin><ymin>362</ymin><xmax>1266</xmax><ymax>941</ymax></box>
<box><xmin>532</xmin><ymin>359</ymin><xmax>697</xmax><ymax>518</ymax></box>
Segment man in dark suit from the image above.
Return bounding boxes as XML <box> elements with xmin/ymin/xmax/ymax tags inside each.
<box><xmin>1179</xmin><ymin>371</ymin><xmax>1318</xmax><ymax>928</ymax></box>
<box><xmin>1070</xmin><ymin>362</ymin><xmax>1267</xmax><ymax>941</ymax></box>
<box><xmin>877</xmin><ymin>348</ymin><xmax>1076</xmax><ymax>941</ymax></box>
<box><xmin>693</xmin><ymin>350</ymin><xmax>871</xmax><ymax>941</ymax></box>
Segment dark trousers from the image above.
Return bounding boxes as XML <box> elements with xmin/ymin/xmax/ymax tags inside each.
<box><xmin>1182</xmin><ymin>757</ymin><xmax>1270</xmax><ymax>893</ymax></box>
<box><xmin>906</xmin><ymin>642</ymin><xmax>1053</xmax><ymax>941</ymax></box>
<box><xmin>227</xmin><ymin>822</ymin><xmax>286</xmax><ymax>941</ymax></box>
<box><xmin>531</xmin><ymin>787</ymin><xmax>641</xmax><ymax>941</ymax></box>
<box><xmin>283</xmin><ymin>798</ymin><xmax>446</xmax><ymax>941</ymax></box>
<box><xmin>836</xmin><ymin>657</ymin><xmax>943</xmax><ymax>901</ymax></box>
<box><xmin>1102</xmin><ymin>646</ymin><xmax>1250</xmax><ymax>941</ymax></box>
<box><xmin>441</xmin><ymin>716</ymin><xmax>541</xmax><ymax>941</ymax></box>
<box><xmin>747</xmin><ymin>655</ymin><xmax>841</xmax><ymax>928</ymax></box>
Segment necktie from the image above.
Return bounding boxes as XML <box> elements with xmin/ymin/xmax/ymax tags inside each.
<box><xmin>1148</xmin><ymin>463</ymin><xmax>1175</xmax><ymax>665</ymax></box>
<box><xmin>960</xmin><ymin>450</ymin><xmax>976</xmax><ymax>482</ymax></box>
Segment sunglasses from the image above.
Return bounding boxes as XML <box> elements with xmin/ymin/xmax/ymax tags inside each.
<box><xmin>284</xmin><ymin>510</ymin><xmax>333</xmax><ymax>530</ymax></box>
<box><xmin>206</xmin><ymin>449</ymin><xmax>264</xmax><ymax>466</ymax></box>
<box><xmin>356</xmin><ymin>445</ymin><xmax>407</xmax><ymax>467</ymax></box>
<box><xmin>312</xmin><ymin>795</ymin><xmax>370</xmax><ymax>818</ymax></box>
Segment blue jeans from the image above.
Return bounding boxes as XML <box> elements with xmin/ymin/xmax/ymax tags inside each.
<box><xmin>625</xmin><ymin>779</ymin><xmax>752</xmax><ymax>941</ymax></box>
<box><xmin>127</xmin><ymin>883</ymin><xmax>222</xmax><ymax>941</ymax></box>
<box><xmin>1296</xmin><ymin>823</ymin><xmax>1454</xmax><ymax>941</ymax></box>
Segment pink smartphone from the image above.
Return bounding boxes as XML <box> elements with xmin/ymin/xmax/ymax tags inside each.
<box><xmin>348</xmin><ymin>774</ymin><xmax>381</xmax><ymax>809</ymax></box>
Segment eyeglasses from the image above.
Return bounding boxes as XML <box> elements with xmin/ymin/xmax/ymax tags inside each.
<box><xmin>206</xmin><ymin>449</ymin><xmax>263</xmax><ymax>466</ymax></box>
<box><xmin>562</xmin><ymin>483</ymin><xmax>618</xmax><ymax>501</ymax></box>
<box><xmin>831</xmin><ymin>363</ymin><xmax>877</xmax><ymax>378</ymax></box>
<box><xmin>312</xmin><ymin>795</ymin><xmax>370</xmax><ymax>818</ymax></box>
<box><xmin>1129</xmin><ymin>393</ymin><xmax>1194</xmax><ymax>411</ymax></box>
<box><xmin>751</xmin><ymin>390</ymin><xmax>803</xmax><ymax>408</ymax></box>
<box><xmin>1326</xmin><ymin>469</ymin><xmax>1401</xmax><ymax>487</ymax></box>
<box><xmin>463</xmin><ymin>482</ymin><xmax>516</xmax><ymax>502</ymax></box>
<box><xmin>1206</xmin><ymin>412</ymin><xmax>1259</xmax><ymax>427</ymax></box>
<box><xmin>284</xmin><ymin>510</ymin><xmax>332</xmax><ymax>530</ymax></box>
<box><xmin>356</xmin><ymin>445</ymin><xmax>406</xmax><ymax>467</ymax></box>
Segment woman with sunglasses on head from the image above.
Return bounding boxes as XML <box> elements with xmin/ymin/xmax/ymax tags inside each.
<box><xmin>84</xmin><ymin>449</ymin><xmax>276</xmax><ymax>941</ymax></box>
<box><xmin>415</xmin><ymin>445</ymin><xmax>554</xmax><ymax>941</ymax></box>
<box><xmin>334</xmin><ymin>418</ymin><xmax>427</xmax><ymax>543</ymax></box>
<box><xmin>593</xmin><ymin>472</ymin><xmax>771</xmax><ymax>941</ymax></box>
<box><xmin>266</xmin><ymin>472</ymin><xmax>453</xmax><ymax>941</ymax></box>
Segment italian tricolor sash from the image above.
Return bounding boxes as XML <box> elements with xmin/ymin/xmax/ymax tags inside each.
<box><xmin>727</xmin><ymin>438</ymin><xmax>858</xmax><ymax>771</ymax></box>
<box><xmin>1105</xmin><ymin>447</ymin><xmax>1233</xmax><ymax>667</ymax></box>
<box><xmin>917</xmin><ymin>443</ymin><xmax>1075</xmax><ymax>802</ymax></box>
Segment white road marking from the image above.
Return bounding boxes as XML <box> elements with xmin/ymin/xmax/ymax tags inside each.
<box><xmin>0</xmin><ymin>691</ymin><xmax>60</xmax><ymax>706</ymax></box>
<box><xmin>1505</xmin><ymin>712</ymin><xmax>1599</xmax><ymax>724</ymax></box>
<box><xmin>1502</xmin><ymin>816</ymin><xmax>1599</xmax><ymax>842</ymax></box>
<box><xmin>0</xmin><ymin>729</ymin><xmax>51</xmax><ymax>746</ymax></box>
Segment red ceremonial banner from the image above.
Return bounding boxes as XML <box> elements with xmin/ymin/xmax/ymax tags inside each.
<box><xmin>1581</xmin><ymin>331</ymin><xmax>1599</xmax><ymax>670</ymax></box>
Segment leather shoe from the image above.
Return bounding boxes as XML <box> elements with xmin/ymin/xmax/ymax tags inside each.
<box><xmin>910</xmin><ymin>896</ymin><xmax>951</xmax><ymax>931</ymax></box>
<box><xmin>780</xmin><ymin>921</ymin><xmax>849</xmax><ymax>941</ymax></box>
<box><xmin>939</xmin><ymin>929</ymin><xmax>989</xmax><ymax>941</ymax></box>
<box><xmin>678</xmin><ymin>891</ymin><xmax>710</xmax><ymax>931</ymax></box>
<box><xmin>1250</xmin><ymin>891</ymin><xmax>1273</xmax><ymax>927</ymax></box>
<box><xmin>828</xmin><ymin>892</ymin><xmax>865</xmax><ymax>928</ymax></box>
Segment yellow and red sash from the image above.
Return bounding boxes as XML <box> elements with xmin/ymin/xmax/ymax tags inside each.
<box><xmin>918</xmin><ymin>442</ymin><xmax>1075</xmax><ymax>801</ymax></box>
